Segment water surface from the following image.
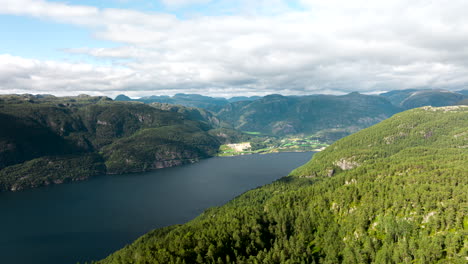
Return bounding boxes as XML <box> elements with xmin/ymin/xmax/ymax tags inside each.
<box><xmin>0</xmin><ymin>152</ymin><xmax>314</xmax><ymax>264</ymax></box>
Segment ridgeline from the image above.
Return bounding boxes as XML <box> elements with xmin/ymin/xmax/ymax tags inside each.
<box><xmin>0</xmin><ymin>94</ymin><xmax>222</xmax><ymax>191</ymax></box>
<box><xmin>97</xmin><ymin>106</ymin><xmax>468</xmax><ymax>264</ymax></box>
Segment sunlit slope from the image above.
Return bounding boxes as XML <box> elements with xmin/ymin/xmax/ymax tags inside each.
<box><xmin>290</xmin><ymin>105</ymin><xmax>468</xmax><ymax>177</ymax></box>
<box><xmin>97</xmin><ymin>106</ymin><xmax>467</xmax><ymax>264</ymax></box>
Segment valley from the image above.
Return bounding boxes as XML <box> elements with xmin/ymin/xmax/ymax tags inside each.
<box><xmin>3</xmin><ymin>2</ymin><xmax>468</xmax><ymax>263</ymax></box>
<box><xmin>1</xmin><ymin>89</ymin><xmax>466</xmax><ymax>192</ymax></box>
<box><xmin>0</xmin><ymin>92</ymin><xmax>466</xmax><ymax>264</ymax></box>
<box><xmin>97</xmin><ymin>105</ymin><xmax>468</xmax><ymax>264</ymax></box>
<box><xmin>218</xmin><ymin>135</ymin><xmax>329</xmax><ymax>156</ymax></box>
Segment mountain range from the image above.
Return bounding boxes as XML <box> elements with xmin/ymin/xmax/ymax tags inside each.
<box><xmin>115</xmin><ymin>93</ymin><xmax>260</xmax><ymax>112</ymax></box>
<box><xmin>380</xmin><ymin>89</ymin><xmax>466</xmax><ymax>109</ymax></box>
<box><xmin>116</xmin><ymin>89</ymin><xmax>467</xmax><ymax>111</ymax></box>
<box><xmin>117</xmin><ymin>89</ymin><xmax>467</xmax><ymax>140</ymax></box>
<box><xmin>1</xmin><ymin>89</ymin><xmax>467</xmax><ymax>191</ymax></box>
<box><xmin>97</xmin><ymin>105</ymin><xmax>468</xmax><ymax>264</ymax></box>
<box><xmin>217</xmin><ymin>92</ymin><xmax>400</xmax><ymax>137</ymax></box>
<box><xmin>1</xmin><ymin>90</ymin><xmax>467</xmax><ymax>263</ymax></box>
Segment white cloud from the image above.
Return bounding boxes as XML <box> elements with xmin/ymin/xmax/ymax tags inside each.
<box><xmin>160</xmin><ymin>0</ymin><xmax>212</xmax><ymax>7</ymax></box>
<box><xmin>0</xmin><ymin>0</ymin><xmax>468</xmax><ymax>97</ymax></box>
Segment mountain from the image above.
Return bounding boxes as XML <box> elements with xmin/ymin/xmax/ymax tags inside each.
<box><xmin>115</xmin><ymin>94</ymin><xmax>262</xmax><ymax>109</ymax></box>
<box><xmin>380</xmin><ymin>89</ymin><xmax>466</xmax><ymax>109</ymax></box>
<box><xmin>228</xmin><ymin>96</ymin><xmax>261</xmax><ymax>103</ymax></box>
<box><xmin>217</xmin><ymin>92</ymin><xmax>401</xmax><ymax>139</ymax></box>
<box><xmin>457</xmin><ymin>89</ymin><xmax>468</xmax><ymax>96</ymax></box>
<box><xmin>97</xmin><ymin>105</ymin><xmax>468</xmax><ymax>264</ymax></box>
<box><xmin>115</xmin><ymin>90</ymin><xmax>465</xmax><ymax>143</ymax></box>
<box><xmin>115</xmin><ymin>93</ymin><xmax>230</xmax><ymax>111</ymax></box>
<box><xmin>378</xmin><ymin>89</ymin><xmax>419</xmax><ymax>106</ymax></box>
<box><xmin>0</xmin><ymin>95</ymin><xmax>221</xmax><ymax>191</ymax></box>
<box><xmin>149</xmin><ymin>102</ymin><xmax>226</xmax><ymax>128</ymax></box>
<box><xmin>114</xmin><ymin>94</ymin><xmax>132</xmax><ymax>101</ymax></box>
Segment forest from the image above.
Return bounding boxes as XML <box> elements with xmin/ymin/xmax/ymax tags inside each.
<box><xmin>0</xmin><ymin>94</ymin><xmax>222</xmax><ymax>191</ymax></box>
<box><xmin>95</xmin><ymin>106</ymin><xmax>467</xmax><ymax>264</ymax></box>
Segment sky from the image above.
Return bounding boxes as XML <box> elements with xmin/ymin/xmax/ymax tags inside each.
<box><xmin>1</xmin><ymin>0</ymin><xmax>468</xmax><ymax>98</ymax></box>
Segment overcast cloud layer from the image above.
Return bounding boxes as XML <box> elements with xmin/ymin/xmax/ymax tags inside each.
<box><xmin>1</xmin><ymin>0</ymin><xmax>468</xmax><ymax>98</ymax></box>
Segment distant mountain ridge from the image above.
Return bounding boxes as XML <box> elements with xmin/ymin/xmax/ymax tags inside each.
<box><xmin>97</xmin><ymin>105</ymin><xmax>468</xmax><ymax>264</ymax></box>
<box><xmin>2</xmin><ymin>89</ymin><xmax>467</xmax><ymax>191</ymax></box>
<box><xmin>114</xmin><ymin>93</ymin><xmax>260</xmax><ymax>111</ymax></box>
<box><xmin>116</xmin><ymin>89</ymin><xmax>467</xmax><ymax>140</ymax></box>
<box><xmin>457</xmin><ymin>89</ymin><xmax>468</xmax><ymax>95</ymax></box>
<box><xmin>380</xmin><ymin>89</ymin><xmax>466</xmax><ymax>109</ymax></box>
<box><xmin>217</xmin><ymin>92</ymin><xmax>401</xmax><ymax>138</ymax></box>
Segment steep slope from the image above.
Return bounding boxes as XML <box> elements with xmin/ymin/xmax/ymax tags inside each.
<box><xmin>149</xmin><ymin>102</ymin><xmax>227</xmax><ymax>128</ymax></box>
<box><xmin>381</xmin><ymin>89</ymin><xmax>466</xmax><ymax>109</ymax></box>
<box><xmin>457</xmin><ymin>90</ymin><xmax>468</xmax><ymax>96</ymax></box>
<box><xmin>217</xmin><ymin>93</ymin><xmax>401</xmax><ymax>137</ymax></box>
<box><xmin>102</xmin><ymin>122</ymin><xmax>219</xmax><ymax>174</ymax></box>
<box><xmin>98</xmin><ymin>106</ymin><xmax>467</xmax><ymax>264</ymax></box>
<box><xmin>378</xmin><ymin>89</ymin><xmax>418</xmax><ymax>106</ymax></box>
<box><xmin>0</xmin><ymin>95</ymin><xmax>221</xmax><ymax>191</ymax></box>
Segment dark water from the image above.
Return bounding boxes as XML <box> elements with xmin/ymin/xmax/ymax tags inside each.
<box><xmin>0</xmin><ymin>152</ymin><xmax>314</xmax><ymax>264</ymax></box>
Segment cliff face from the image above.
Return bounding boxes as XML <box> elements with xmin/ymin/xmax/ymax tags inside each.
<box><xmin>0</xmin><ymin>95</ymin><xmax>221</xmax><ymax>191</ymax></box>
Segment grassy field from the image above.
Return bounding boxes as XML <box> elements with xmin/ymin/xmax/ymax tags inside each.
<box><xmin>242</xmin><ymin>131</ymin><xmax>263</xmax><ymax>135</ymax></box>
<box><xmin>217</xmin><ymin>136</ymin><xmax>329</xmax><ymax>156</ymax></box>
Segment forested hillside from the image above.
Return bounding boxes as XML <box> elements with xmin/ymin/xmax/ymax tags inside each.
<box><xmin>380</xmin><ymin>89</ymin><xmax>466</xmax><ymax>109</ymax></box>
<box><xmin>217</xmin><ymin>93</ymin><xmax>401</xmax><ymax>137</ymax></box>
<box><xmin>97</xmin><ymin>106</ymin><xmax>467</xmax><ymax>264</ymax></box>
<box><xmin>0</xmin><ymin>94</ymin><xmax>221</xmax><ymax>191</ymax></box>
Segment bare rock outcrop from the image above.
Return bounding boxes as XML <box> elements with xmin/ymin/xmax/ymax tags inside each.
<box><xmin>334</xmin><ymin>158</ymin><xmax>359</xmax><ymax>170</ymax></box>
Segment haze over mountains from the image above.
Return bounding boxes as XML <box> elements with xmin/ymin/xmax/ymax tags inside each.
<box><xmin>115</xmin><ymin>94</ymin><xmax>261</xmax><ymax>112</ymax></box>
<box><xmin>217</xmin><ymin>93</ymin><xmax>399</xmax><ymax>136</ymax></box>
<box><xmin>0</xmin><ymin>88</ymin><xmax>466</xmax><ymax>192</ymax></box>
<box><xmin>117</xmin><ymin>89</ymin><xmax>467</xmax><ymax>138</ymax></box>
<box><xmin>116</xmin><ymin>89</ymin><xmax>467</xmax><ymax>112</ymax></box>
<box><xmin>380</xmin><ymin>89</ymin><xmax>466</xmax><ymax>109</ymax></box>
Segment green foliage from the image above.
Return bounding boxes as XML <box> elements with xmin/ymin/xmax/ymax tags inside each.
<box><xmin>217</xmin><ymin>93</ymin><xmax>401</xmax><ymax>137</ymax></box>
<box><xmin>97</xmin><ymin>106</ymin><xmax>468</xmax><ymax>264</ymax></box>
<box><xmin>208</xmin><ymin>128</ymin><xmax>255</xmax><ymax>144</ymax></box>
<box><xmin>0</xmin><ymin>154</ymin><xmax>105</xmax><ymax>191</ymax></box>
<box><xmin>149</xmin><ymin>102</ymin><xmax>229</xmax><ymax>128</ymax></box>
<box><xmin>290</xmin><ymin>106</ymin><xmax>468</xmax><ymax>177</ymax></box>
<box><xmin>243</xmin><ymin>131</ymin><xmax>262</xmax><ymax>135</ymax></box>
<box><xmin>380</xmin><ymin>89</ymin><xmax>466</xmax><ymax>109</ymax></box>
<box><xmin>0</xmin><ymin>95</ymin><xmax>222</xmax><ymax>191</ymax></box>
<box><xmin>102</xmin><ymin>123</ymin><xmax>220</xmax><ymax>174</ymax></box>
<box><xmin>218</xmin><ymin>136</ymin><xmax>329</xmax><ymax>156</ymax></box>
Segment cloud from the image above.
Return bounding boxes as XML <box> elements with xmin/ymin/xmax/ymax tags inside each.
<box><xmin>1</xmin><ymin>0</ymin><xmax>468</xmax><ymax>97</ymax></box>
<box><xmin>160</xmin><ymin>0</ymin><xmax>212</xmax><ymax>7</ymax></box>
